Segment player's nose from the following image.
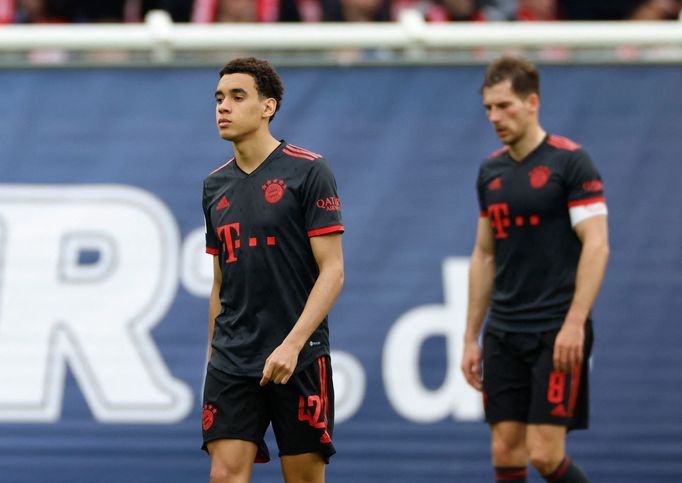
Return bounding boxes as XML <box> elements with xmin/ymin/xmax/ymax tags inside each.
<box><xmin>488</xmin><ymin>107</ymin><xmax>501</xmax><ymax>122</ymax></box>
<box><xmin>217</xmin><ymin>99</ymin><xmax>230</xmax><ymax>112</ymax></box>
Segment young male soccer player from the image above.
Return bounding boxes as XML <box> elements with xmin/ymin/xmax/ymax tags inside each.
<box><xmin>461</xmin><ymin>56</ymin><xmax>609</xmax><ymax>483</ymax></box>
<box><xmin>201</xmin><ymin>57</ymin><xmax>344</xmax><ymax>483</ymax></box>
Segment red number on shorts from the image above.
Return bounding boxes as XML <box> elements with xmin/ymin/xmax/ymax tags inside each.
<box><xmin>547</xmin><ymin>371</ymin><xmax>566</xmax><ymax>404</ymax></box>
<box><xmin>297</xmin><ymin>395</ymin><xmax>326</xmax><ymax>429</ymax></box>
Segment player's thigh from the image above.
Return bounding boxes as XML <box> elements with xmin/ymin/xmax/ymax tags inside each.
<box><xmin>482</xmin><ymin>328</ymin><xmax>533</xmax><ymax>423</ymax></box>
<box><xmin>207</xmin><ymin>439</ymin><xmax>258</xmax><ymax>483</ymax></box>
<box><xmin>280</xmin><ymin>452</ymin><xmax>326</xmax><ymax>483</ymax></box>
<box><xmin>268</xmin><ymin>355</ymin><xmax>336</xmax><ymax>462</ymax></box>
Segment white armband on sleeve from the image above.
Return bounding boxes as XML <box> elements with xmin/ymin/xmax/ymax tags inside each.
<box><xmin>569</xmin><ymin>201</ymin><xmax>608</xmax><ymax>227</ymax></box>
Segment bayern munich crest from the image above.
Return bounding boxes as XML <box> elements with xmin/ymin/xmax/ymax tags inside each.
<box><xmin>528</xmin><ymin>165</ymin><xmax>552</xmax><ymax>189</ymax></box>
<box><xmin>202</xmin><ymin>404</ymin><xmax>217</xmax><ymax>431</ymax></box>
<box><xmin>262</xmin><ymin>179</ymin><xmax>287</xmax><ymax>204</ymax></box>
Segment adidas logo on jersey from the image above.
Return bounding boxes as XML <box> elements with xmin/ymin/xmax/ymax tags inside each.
<box><xmin>551</xmin><ymin>404</ymin><xmax>567</xmax><ymax>417</ymax></box>
<box><xmin>216</xmin><ymin>196</ymin><xmax>230</xmax><ymax>211</ymax></box>
<box><xmin>489</xmin><ymin>177</ymin><xmax>502</xmax><ymax>191</ymax></box>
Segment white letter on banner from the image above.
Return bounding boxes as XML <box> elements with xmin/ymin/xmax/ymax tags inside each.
<box><xmin>331</xmin><ymin>350</ymin><xmax>365</xmax><ymax>423</ymax></box>
<box><xmin>181</xmin><ymin>227</ymin><xmax>213</xmax><ymax>298</ymax></box>
<box><xmin>382</xmin><ymin>257</ymin><xmax>483</xmax><ymax>423</ymax></box>
<box><xmin>0</xmin><ymin>185</ymin><xmax>192</xmax><ymax>423</ymax></box>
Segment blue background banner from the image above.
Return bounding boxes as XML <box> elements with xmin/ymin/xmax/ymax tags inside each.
<box><xmin>0</xmin><ymin>65</ymin><xmax>680</xmax><ymax>482</ymax></box>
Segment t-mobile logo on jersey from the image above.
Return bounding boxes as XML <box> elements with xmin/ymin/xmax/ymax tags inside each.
<box><xmin>487</xmin><ymin>202</ymin><xmax>541</xmax><ymax>239</ymax></box>
<box><xmin>216</xmin><ymin>222</ymin><xmax>277</xmax><ymax>264</ymax></box>
<box><xmin>488</xmin><ymin>203</ymin><xmax>511</xmax><ymax>239</ymax></box>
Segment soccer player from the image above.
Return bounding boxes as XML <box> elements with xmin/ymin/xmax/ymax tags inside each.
<box><xmin>201</xmin><ymin>57</ymin><xmax>344</xmax><ymax>483</ymax></box>
<box><xmin>460</xmin><ymin>56</ymin><xmax>609</xmax><ymax>483</ymax></box>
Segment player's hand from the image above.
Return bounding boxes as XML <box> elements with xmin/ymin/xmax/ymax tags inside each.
<box><xmin>553</xmin><ymin>323</ymin><xmax>584</xmax><ymax>374</ymax></box>
<box><xmin>260</xmin><ymin>343</ymin><xmax>299</xmax><ymax>386</ymax></box>
<box><xmin>461</xmin><ymin>341</ymin><xmax>483</xmax><ymax>391</ymax></box>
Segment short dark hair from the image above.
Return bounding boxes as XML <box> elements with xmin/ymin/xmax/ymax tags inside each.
<box><xmin>481</xmin><ymin>56</ymin><xmax>540</xmax><ymax>98</ymax></box>
<box><xmin>219</xmin><ymin>57</ymin><xmax>284</xmax><ymax>121</ymax></box>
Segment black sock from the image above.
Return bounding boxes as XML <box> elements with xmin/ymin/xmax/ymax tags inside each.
<box><xmin>543</xmin><ymin>456</ymin><xmax>588</xmax><ymax>483</ymax></box>
<box><xmin>494</xmin><ymin>466</ymin><xmax>528</xmax><ymax>482</ymax></box>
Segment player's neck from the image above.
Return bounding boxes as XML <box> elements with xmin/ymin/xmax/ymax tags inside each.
<box><xmin>232</xmin><ymin>131</ymin><xmax>281</xmax><ymax>174</ymax></box>
<box><xmin>508</xmin><ymin>126</ymin><xmax>546</xmax><ymax>162</ymax></box>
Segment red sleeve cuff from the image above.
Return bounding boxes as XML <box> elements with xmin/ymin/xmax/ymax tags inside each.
<box><xmin>480</xmin><ymin>210</ymin><xmax>488</xmax><ymax>217</ymax></box>
<box><xmin>308</xmin><ymin>225</ymin><xmax>345</xmax><ymax>237</ymax></box>
<box><xmin>206</xmin><ymin>247</ymin><xmax>219</xmax><ymax>255</ymax></box>
<box><xmin>567</xmin><ymin>196</ymin><xmax>606</xmax><ymax>208</ymax></box>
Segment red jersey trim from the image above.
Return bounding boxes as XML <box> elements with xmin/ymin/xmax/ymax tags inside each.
<box><xmin>282</xmin><ymin>147</ymin><xmax>316</xmax><ymax>161</ymax></box>
<box><xmin>567</xmin><ymin>196</ymin><xmax>605</xmax><ymax>208</ymax></box>
<box><xmin>319</xmin><ymin>357</ymin><xmax>329</xmax><ymax>427</ymax></box>
<box><xmin>287</xmin><ymin>144</ymin><xmax>322</xmax><ymax>158</ymax></box>
<box><xmin>480</xmin><ymin>210</ymin><xmax>488</xmax><ymax>217</ymax></box>
<box><xmin>209</xmin><ymin>157</ymin><xmax>234</xmax><ymax>175</ymax></box>
<box><xmin>206</xmin><ymin>247</ymin><xmax>219</xmax><ymax>255</ymax></box>
<box><xmin>487</xmin><ymin>146</ymin><xmax>509</xmax><ymax>159</ymax></box>
<box><xmin>308</xmin><ymin>225</ymin><xmax>344</xmax><ymax>237</ymax></box>
<box><xmin>547</xmin><ymin>135</ymin><xmax>581</xmax><ymax>151</ymax></box>
<box><xmin>567</xmin><ymin>363</ymin><xmax>582</xmax><ymax>418</ymax></box>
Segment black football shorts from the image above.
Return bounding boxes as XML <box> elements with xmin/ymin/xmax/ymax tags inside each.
<box><xmin>201</xmin><ymin>355</ymin><xmax>335</xmax><ymax>463</ymax></box>
<box><xmin>482</xmin><ymin>322</ymin><xmax>593</xmax><ymax>430</ymax></box>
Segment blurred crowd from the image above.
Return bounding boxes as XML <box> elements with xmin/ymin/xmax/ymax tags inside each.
<box><xmin>0</xmin><ymin>0</ymin><xmax>680</xmax><ymax>24</ymax></box>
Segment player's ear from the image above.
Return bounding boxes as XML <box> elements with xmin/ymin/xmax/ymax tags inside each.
<box><xmin>527</xmin><ymin>92</ymin><xmax>540</xmax><ymax>112</ymax></box>
<box><xmin>262</xmin><ymin>98</ymin><xmax>277</xmax><ymax>120</ymax></box>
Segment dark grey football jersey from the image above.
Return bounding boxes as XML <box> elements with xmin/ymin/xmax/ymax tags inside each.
<box><xmin>203</xmin><ymin>141</ymin><xmax>343</xmax><ymax>376</ymax></box>
<box><xmin>477</xmin><ymin>134</ymin><xmax>606</xmax><ymax>332</ymax></box>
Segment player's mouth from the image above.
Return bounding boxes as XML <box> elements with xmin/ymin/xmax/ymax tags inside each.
<box><xmin>218</xmin><ymin>119</ymin><xmax>231</xmax><ymax>127</ymax></box>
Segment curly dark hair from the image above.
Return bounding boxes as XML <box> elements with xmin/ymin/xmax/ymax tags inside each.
<box><xmin>481</xmin><ymin>56</ymin><xmax>540</xmax><ymax>98</ymax></box>
<box><xmin>219</xmin><ymin>57</ymin><xmax>284</xmax><ymax>122</ymax></box>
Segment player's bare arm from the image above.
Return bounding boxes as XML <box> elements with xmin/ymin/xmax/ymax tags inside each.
<box><xmin>554</xmin><ymin>214</ymin><xmax>609</xmax><ymax>373</ymax></box>
<box><xmin>260</xmin><ymin>233</ymin><xmax>344</xmax><ymax>386</ymax></box>
<box><xmin>207</xmin><ymin>255</ymin><xmax>222</xmax><ymax>361</ymax></box>
<box><xmin>461</xmin><ymin>217</ymin><xmax>496</xmax><ymax>391</ymax></box>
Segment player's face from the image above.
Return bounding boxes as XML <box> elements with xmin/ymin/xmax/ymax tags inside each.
<box><xmin>214</xmin><ymin>73</ymin><xmax>271</xmax><ymax>142</ymax></box>
<box><xmin>482</xmin><ymin>79</ymin><xmax>538</xmax><ymax>146</ymax></box>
